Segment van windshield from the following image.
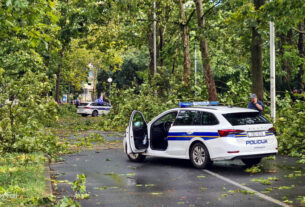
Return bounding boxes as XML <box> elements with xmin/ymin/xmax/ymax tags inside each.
<box><xmin>223</xmin><ymin>112</ymin><xmax>270</xmax><ymax>126</ymax></box>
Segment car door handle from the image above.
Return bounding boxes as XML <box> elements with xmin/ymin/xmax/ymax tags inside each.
<box><xmin>187</xmin><ymin>131</ymin><xmax>194</xmax><ymax>135</ymax></box>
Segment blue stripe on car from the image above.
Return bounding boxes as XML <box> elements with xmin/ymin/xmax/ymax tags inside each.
<box><xmin>167</xmin><ymin>132</ymin><xmax>273</xmax><ymax>141</ymax></box>
<box><xmin>96</xmin><ymin>108</ymin><xmax>111</xmax><ymax>111</ymax></box>
<box><xmin>167</xmin><ymin>132</ymin><xmax>219</xmax><ymax>141</ymax></box>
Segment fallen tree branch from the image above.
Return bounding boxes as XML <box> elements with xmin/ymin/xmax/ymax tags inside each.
<box><xmin>293</xmin><ymin>27</ymin><xmax>305</xmax><ymax>34</ymax></box>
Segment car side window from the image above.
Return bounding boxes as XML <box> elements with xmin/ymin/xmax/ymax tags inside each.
<box><xmin>102</xmin><ymin>102</ymin><xmax>111</xmax><ymax>106</ymax></box>
<box><xmin>202</xmin><ymin>112</ymin><xmax>219</xmax><ymax>125</ymax></box>
<box><xmin>91</xmin><ymin>103</ymin><xmax>97</xmax><ymax>106</ymax></box>
<box><xmin>174</xmin><ymin>110</ymin><xmax>201</xmax><ymax>126</ymax></box>
<box><xmin>152</xmin><ymin>111</ymin><xmax>178</xmax><ymax>126</ymax></box>
<box><xmin>132</xmin><ymin>112</ymin><xmax>146</xmax><ymax>128</ymax></box>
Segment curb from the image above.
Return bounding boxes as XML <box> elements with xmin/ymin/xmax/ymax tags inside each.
<box><xmin>44</xmin><ymin>158</ymin><xmax>53</xmax><ymax>197</ymax></box>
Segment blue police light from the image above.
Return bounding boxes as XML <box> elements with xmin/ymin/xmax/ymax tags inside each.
<box><xmin>179</xmin><ymin>101</ymin><xmax>219</xmax><ymax>108</ymax></box>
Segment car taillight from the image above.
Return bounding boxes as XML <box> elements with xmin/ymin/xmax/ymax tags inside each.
<box><xmin>268</xmin><ymin>127</ymin><xmax>276</xmax><ymax>135</ymax></box>
<box><xmin>218</xmin><ymin>129</ymin><xmax>244</xmax><ymax>137</ymax></box>
<box><xmin>85</xmin><ymin>107</ymin><xmax>91</xmax><ymax>109</ymax></box>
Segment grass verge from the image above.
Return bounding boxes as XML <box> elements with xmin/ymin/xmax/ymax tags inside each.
<box><xmin>0</xmin><ymin>152</ymin><xmax>48</xmax><ymax>206</ymax></box>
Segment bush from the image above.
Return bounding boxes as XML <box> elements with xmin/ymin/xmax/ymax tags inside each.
<box><xmin>57</xmin><ymin>104</ymin><xmax>77</xmax><ymax>116</ymax></box>
<box><xmin>0</xmin><ymin>70</ymin><xmax>62</xmax><ymax>154</ymax></box>
<box><xmin>275</xmin><ymin>100</ymin><xmax>305</xmax><ymax>157</ymax></box>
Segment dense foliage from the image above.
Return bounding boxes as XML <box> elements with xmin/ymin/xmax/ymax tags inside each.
<box><xmin>276</xmin><ymin>100</ymin><xmax>305</xmax><ymax>160</ymax></box>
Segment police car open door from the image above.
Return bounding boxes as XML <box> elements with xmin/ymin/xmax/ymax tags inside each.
<box><xmin>127</xmin><ymin>110</ymin><xmax>148</xmax><ymax>154</ymax></box>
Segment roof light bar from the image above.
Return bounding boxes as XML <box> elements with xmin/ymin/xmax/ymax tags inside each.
<box><xmin>179</xmin><ymin>101</ymin><xmax>219</xmax><ymax>108</ymax></box>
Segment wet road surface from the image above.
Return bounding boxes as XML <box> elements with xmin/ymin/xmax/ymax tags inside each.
<box><xmin>51</xmin><ymin>148</ymin><xmax>305</xmax><ymax>207</ymax></box>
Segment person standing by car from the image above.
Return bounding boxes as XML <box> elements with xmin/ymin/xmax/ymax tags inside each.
<box><xmin>75</xmin><ymin>99</ymin><xmax>80</xmax><ymax>108</ymax></box>
<box><xmin>248</xmin><ymin>94</ymin><xmax>264</xmax><ymax>114</ymax></box>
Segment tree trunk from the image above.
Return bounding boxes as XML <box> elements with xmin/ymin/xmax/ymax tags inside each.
<box><xmin>250</xmin><ymin>0</ymin><xmax>265</xmax><ymax>101</ymax></box>
<box><xmin>178</xmin><ymin>0</ymin><xmax>191</xmax><ymax>83</ymax></box>
<box><xmin>55</xmin><ymin>48</ymin><xmax>65</xmax><ymax>103</ymax></box>
<box><xmin>194</xmin><ymin>0</ymin><xmax>218</xmax><ymax>101</ymax></box>
<box><xmin>172</xmin><ymin>48</ymin><xmax>179</xmax><ymax>74</ymax></box>
<box><xmin>298</xmin><ymin>21</ymin><xmax>304</xmax><ymax>89</ymax></box>
<box><xmin>279</xmin><ymin>30</ymin><xmax>292</xmax><ymax>85</ymax></box>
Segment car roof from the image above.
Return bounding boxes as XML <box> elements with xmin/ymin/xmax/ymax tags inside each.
<box><xmin>85</xmin><ymin>101</ymin><xmax>109</xmax><ymax>104</ymax></box>
<box><xmin>172</xmin><ymin>106</ymin><xmax>258</xmax><ymax>114</ymax></box>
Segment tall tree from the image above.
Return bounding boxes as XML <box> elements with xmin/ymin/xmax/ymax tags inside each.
<box><xmin>297</xmin><ymin>20</ymin><xmax>304</xmax><ymax>89</ymax></box>
<box><xmin>194</xmin><ymin>0</ymin><xmax>218</xmax><ymax>101</ymax></box>
<box><xmin>250</xmin><ymin>0</ymin><xmax>265</xmax><ymax>100</ymax></box>
<box><xmin>178</xmin><ymin>0</ymin><xmax>191</xmax><ymax>83</ymax></box>
<box><xmin>279</xmin><ymin>30</ymin><xmax>293</xmax><ymax>86</ymax></box>
<box><xmin>54</xmin><ymin>0</ymin><xmax>92</xmax><ymax>102</ymax></box>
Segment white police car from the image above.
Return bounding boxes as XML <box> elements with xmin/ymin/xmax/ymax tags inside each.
<box><xmin>123</xmin><ymin>102</ymin><xmax>278</xmax><ymax>169</ymax></box>
<box><xmin>77</xmin><ymin>102</ymin><xmax>111</xmax><ymax>117</ymax></box>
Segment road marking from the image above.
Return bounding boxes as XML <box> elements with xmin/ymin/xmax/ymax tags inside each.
<box><xmin>203</xmin><ymin>169</ymin><xmax>289</xmax><ymax>207</ymax></box>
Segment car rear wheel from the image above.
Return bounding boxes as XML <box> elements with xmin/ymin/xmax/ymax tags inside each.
<box><xmin>127</xmin><ymin>153</ymin><xmax>146</xmax><ymax>162</ymax></box>
<box><xmin>92</xmin><ymin>110</ymin><xmax>98</xmax><ymax>117</ymax></box>
<box><xmin>242</xmin><ymin>158</ymin><xmax>262</xmax><ymax>166</ymax></box>
<box><xmin>190</xmin><ymin>142</ymin><xmax>211</xmax><ymax>169</ymax></box>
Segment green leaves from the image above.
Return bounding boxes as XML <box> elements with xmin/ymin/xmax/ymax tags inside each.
<box><xmin>275</xmin><ymin>100</ymin><xmax>305</xmax><ymax>159</ymax></box>
<box><xmin>6</xmin><ymin>0</ymin><xmax>29</xmax><ymax>8</ymax></box>
<box><xmin>0</xmin><ymin>70</ymin><xmax>60</xmax><ymax>154</ymax></box>
<box><xmin>72</xmin><ymin>174</ymin><xmax>87</xmax><ymax>194</ymax></box>
<box><xmin>250</xmin><ymin>177</ymin><xmax>278</xmax><ymax>185</ymax></box>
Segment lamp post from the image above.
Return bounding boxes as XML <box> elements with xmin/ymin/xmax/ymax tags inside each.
<box><xmin>107</xmin><ymin>77</ymin><xmax>112</xmax><ymax>98</ymax></box>
<box><xmin>190</xmin><ymin>31</ymin><xmax>197</xmax><ymax>93</ymax></box>
<box><xmin>88</xmin><ymin>63</ymin><xmax>95</xmax><ymax>101</ymax></box>
<box><xmin>269</xmin><ymin>0</ymin><xmax>276</xmax><ymax>123</ymax></box>
<box><xmin>153</xmin><ymin>1</ymin><xmax>157</xmax><ymax>76</ymax></box>
<box><xmin>191</xmin><ymin>32</ymin><xmax>197</xmax><ymax>87</ymax></box>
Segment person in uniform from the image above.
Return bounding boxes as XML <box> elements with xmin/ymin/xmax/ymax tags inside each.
<box><xmin>248</xmin><ymin>94</ymin><xmax>264</xmax><ymax>114</ymax></box>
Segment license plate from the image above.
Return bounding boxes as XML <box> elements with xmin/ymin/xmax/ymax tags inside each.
<box><xmin>248</xmin><ymin>131</ymin><xmax>265</xmax><ymax>137</ymax></box>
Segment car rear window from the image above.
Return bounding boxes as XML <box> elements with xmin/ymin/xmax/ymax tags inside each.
<box><xmin>79</xmin><ymin>103</ymin><xmax>89</xmax><ymax>106</ymax></box>
<box><xmin>223</xmin><ymin>112</ymin><xmax>270</xmax><ymax>126</ymax></box>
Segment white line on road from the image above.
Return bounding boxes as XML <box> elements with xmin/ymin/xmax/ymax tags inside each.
<box><xmin>203</xmin><ymin>169</ymin><xmax>289</xmax><ymax>207</ymax></box>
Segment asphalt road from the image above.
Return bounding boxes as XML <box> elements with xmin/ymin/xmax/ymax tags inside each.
<box><xmin>51</xmin><ymin>147</ymin><xmax>305</xmax><ymax>207</ymax></box>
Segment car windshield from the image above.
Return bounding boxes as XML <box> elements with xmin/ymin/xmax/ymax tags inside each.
<box><xmin>79</xmin><ymin>103</ymin><xmax>89</xmax><ymax>106</ymax></box>
<box><xmin>223</xmin><ymin>112</ymin><xmax>270</xmax><ymax>126</ymax></box>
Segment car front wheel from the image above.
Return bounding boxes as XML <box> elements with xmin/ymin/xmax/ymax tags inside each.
<box><xmin>190</xmin><ymin>142</ymin><xmax>211</xmax><ymax>169</ymax></box>
<box><xmin>127</xmin><ymin>153</ymin><xmax>146</xmax><ymax>162</ymax></box>
<box><xmin>242</xmin><ymin>158</ymin><xmax>262</xmax><ymax>166</ymax></box>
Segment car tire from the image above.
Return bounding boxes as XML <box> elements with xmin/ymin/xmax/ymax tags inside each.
<box><xmin>92</xmin><ymin>110</ymin><xmax>98</xmax><ymax>117</ymax></box>
<box><xmin>241</xmin><ymin>158</ymin><xmax>262</xmax><ymax>166</ymax></box>
<box><xmin>127</xmin><ymin>153</ymin><xmax>146</xmax><ymax>162</ymax></box>
<box><xmin>190</xmin><ymin>142</ymin><xmax>211</xmax><ymax>169</ymax></box>
<box><xmin>81</xmin><ymin>114</ymin><xmax>88</xmax><ymax>117</ymax></box>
